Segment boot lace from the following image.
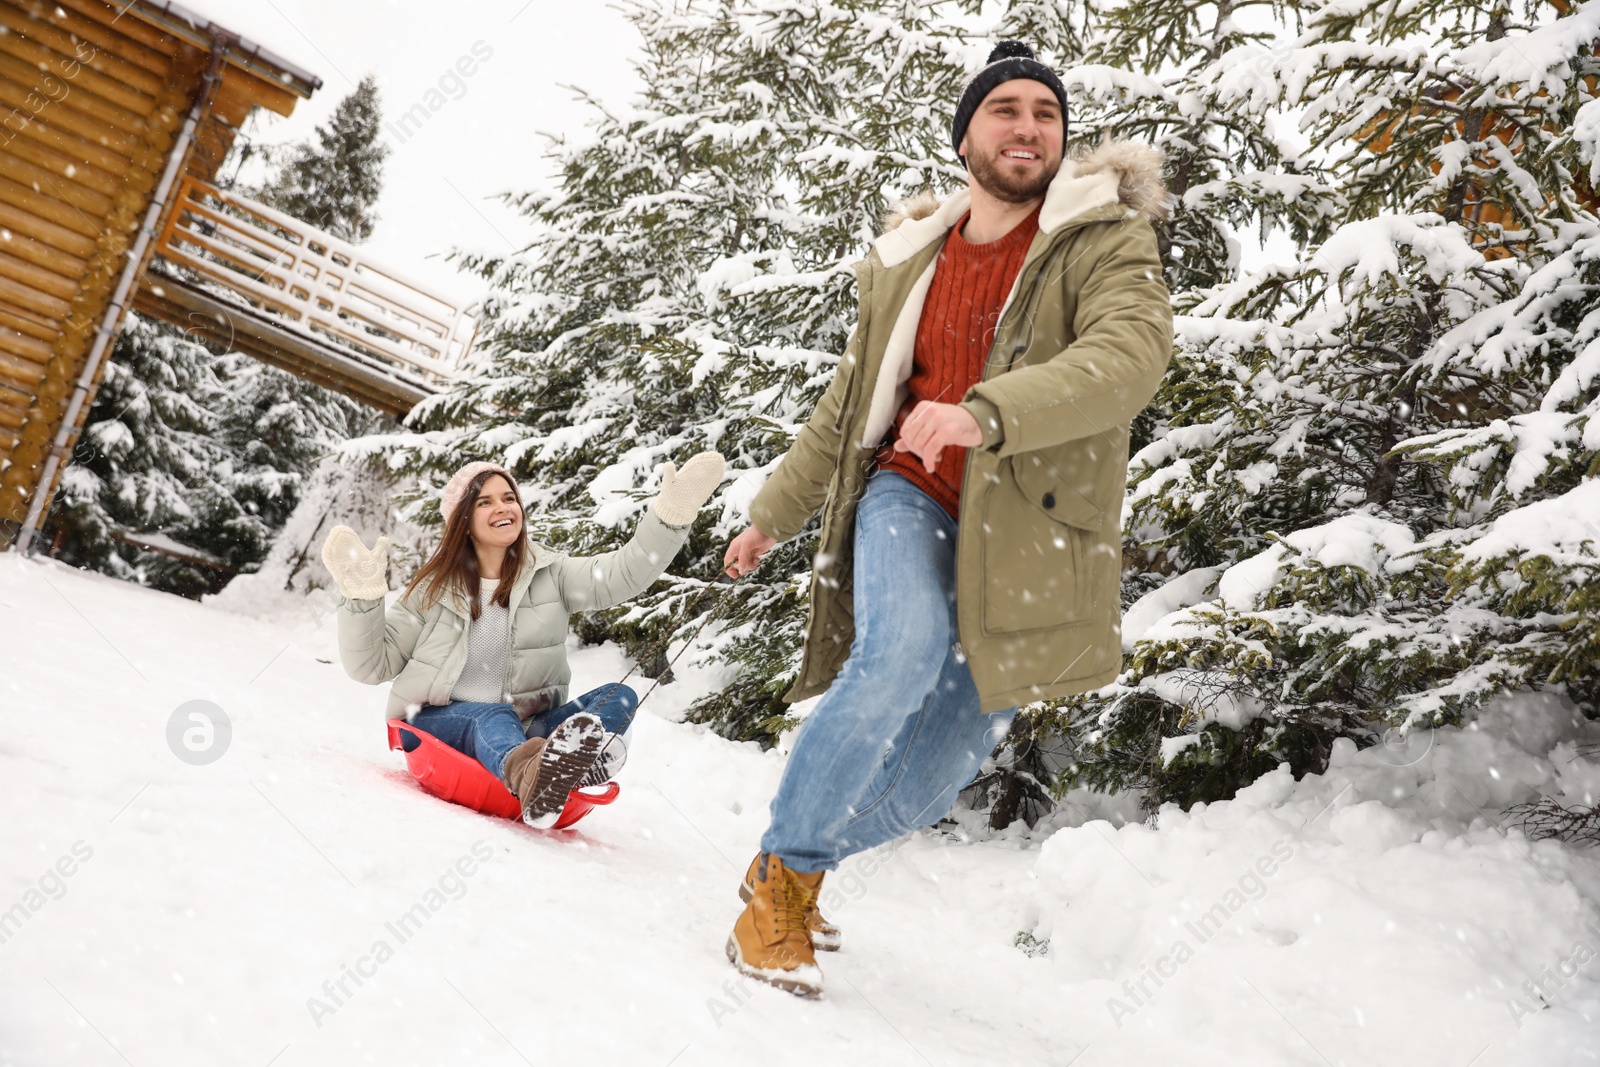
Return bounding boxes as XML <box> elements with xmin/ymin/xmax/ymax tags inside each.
<box><xmin>771</xmin><ymin>874</ymin><xmax>816</xmax><ymax>938</ymax></box>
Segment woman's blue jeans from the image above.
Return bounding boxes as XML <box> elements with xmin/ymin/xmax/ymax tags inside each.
<box><xmin>760</xmin><ymin>470</ymin><xmax>1017</xmax><ymax>873</ymax></box>
<box><xmin>410</xmin><ymin>683</ymin><xmax>637</xmax><ymax>783</ymax></box>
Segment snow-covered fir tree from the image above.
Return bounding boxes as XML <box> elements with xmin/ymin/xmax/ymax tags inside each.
<box><xmin>1049</xmin><ymin>0</ymin><xmax>1600</xmax><ymax>815</ymax></box>
<box><xmin>253</xmin><ymin>74</ymin><xmax>388</xmax><ymax>243</ymax></box>
<box><xmin>46</xmin><ymin>318</ymin><xmax>238</xmax><ymax>597</ymax></box>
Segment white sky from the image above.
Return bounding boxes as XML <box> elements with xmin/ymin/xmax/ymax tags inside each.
<box><xmin>189</xmin><ymin>0</ymin><xmax>643</xmax><ymax>305</ymax></box>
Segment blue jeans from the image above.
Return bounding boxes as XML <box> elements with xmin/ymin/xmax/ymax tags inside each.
<box><xmin>761</xmin><ymin>470</ymin><xmax>1016</xmax><ymax>872</ymax></box>
<box><xmin>410</xmin><ymin>683</ymin><xmax>638</xmax><ymax>782</ymax></box>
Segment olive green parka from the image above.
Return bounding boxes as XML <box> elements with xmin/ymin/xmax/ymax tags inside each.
<box><xmin>749</xmin><ymin>140</ymin><xmax>1174</xmax><ymax>713</ymax></box>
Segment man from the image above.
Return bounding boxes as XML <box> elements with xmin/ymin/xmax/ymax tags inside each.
<box><xmin>721</xmin><ymin>41</ymin><xmax>1173</xmax><ymax>998</ymax></box>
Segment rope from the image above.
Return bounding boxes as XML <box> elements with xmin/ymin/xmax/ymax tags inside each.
<box><xmin>588</xmin><ymin>570</ymin><xmax>742</xmax><ymax>737</ymax></box>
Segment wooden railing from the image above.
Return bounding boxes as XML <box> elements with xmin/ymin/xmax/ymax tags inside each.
<box><xmin>152</xmin><ymin>176</ymin><xmax>476</xmax><ymax>385</ymax></box>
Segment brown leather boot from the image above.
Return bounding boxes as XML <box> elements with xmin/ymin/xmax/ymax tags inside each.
<box><xmin>740</xmin><ymin>853</ymin><xmax>842</xmax><ymax>952</ymax></box>
<box><xmin>726</xmin><ymin>852</ymin><xmax>825</xmax><ymax>997</ymax></box>
<box><xmin>502</xmin><ymin>736</ymin><xmax>547</xmax><ymax>812</ymax></box>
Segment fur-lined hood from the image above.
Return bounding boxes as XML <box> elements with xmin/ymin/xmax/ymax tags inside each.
<box><xmin>874</xmin><ymin>139</ymin><xmax>1168</xmax><ymax>268</ymax></box>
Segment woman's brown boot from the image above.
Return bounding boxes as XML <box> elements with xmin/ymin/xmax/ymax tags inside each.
<box><xmin>502</xmin><ymin>713</ymin><xmax>606</xmax><ymax>828</ymax></box>
<box><xmin>726</xmin><ymin>852</ymin><xmax>825</xmax><ymax>997</ymax></box>
<box><xmin>502</xmin><ymin>736</ymin><xmax>547</xmax><ymax>809</ymax></box>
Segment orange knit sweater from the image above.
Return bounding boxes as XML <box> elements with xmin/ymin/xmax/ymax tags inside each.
<box><xmin>873</xmin><ymin>203</ymin><xmax>1041</xmax><ymax>519</ymax></box>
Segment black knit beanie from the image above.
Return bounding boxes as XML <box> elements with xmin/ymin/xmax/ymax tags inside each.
<box><xmin>950</xmin><ymin>41</ymin><xmax>1069</xmax><ymax>162</ymax></box>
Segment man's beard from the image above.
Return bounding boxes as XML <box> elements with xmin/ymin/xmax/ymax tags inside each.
<box><xmin>967</xmin><ymin>143</ymin><xmax>1060</xmax><ymax>203</ymax></box>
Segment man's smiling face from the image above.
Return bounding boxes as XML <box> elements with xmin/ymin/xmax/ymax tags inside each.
<box><xmin>958</xmin><ymin>79</ymin><xmax>1064</xmax><ymax>204</ymax></box>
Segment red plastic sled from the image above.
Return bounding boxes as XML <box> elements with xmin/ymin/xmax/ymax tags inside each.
<box><xmin>386</xmin><ymin>718</ymin><xmax>619</xmax><ymax>830</ymax></box>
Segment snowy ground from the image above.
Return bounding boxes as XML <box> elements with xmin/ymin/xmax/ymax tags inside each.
<box><xmin>2</xmin><ymin>552</ymin><xmax>1599</xmax><ymax>1066</ymax></box>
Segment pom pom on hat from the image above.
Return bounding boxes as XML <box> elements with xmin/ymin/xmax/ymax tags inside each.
<box><xmin>950</xmin><ymin>40</ymin><xmax>1070</xmax><ymax>160</ymax></box>
<box><xmin>987</xmin><ymin>40</ymin><xmax>1036</xmax><ymax>62</ymax></box>
<box><xmin>440</xmin><ymin>461</ymin><xmax>514</xmax><ymax>526</ymax></box>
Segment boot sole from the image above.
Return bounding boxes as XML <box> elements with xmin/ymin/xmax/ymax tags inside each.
<box><xmin>739</xmin><ymin>879</ymin><xmax>842</xmax><ymax>952</ymax></box>
<box><xmin>523</xmin><ymin>714</ymin><xmax>606</xmax><ymax>829</ymax></box>
<box><xmin>724</xmin><ymin>935</ymin><xmax>823</xmax><ymax>999</ymax></box>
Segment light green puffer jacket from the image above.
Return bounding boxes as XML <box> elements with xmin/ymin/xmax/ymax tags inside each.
<box><xmin>336</xmin><ymin>510</ymin><xmax>689</xmax><ymax>722</ymax></box>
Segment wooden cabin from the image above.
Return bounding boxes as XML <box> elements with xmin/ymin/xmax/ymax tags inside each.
<box><xmin>0</xmin><ymin>0</ymin><xmax>475</xmax><ymax>556</ymax></box>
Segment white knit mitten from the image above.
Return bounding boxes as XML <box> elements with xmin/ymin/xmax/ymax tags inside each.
<box><xmin>650</xmin><ymin>451</ymin><xmax>726</xmax><ymax>527</ymax></box>
<box><xmin>320</xmin><ymin>525</ymin><xmax>391</xmax><ymax>600</ymax></box>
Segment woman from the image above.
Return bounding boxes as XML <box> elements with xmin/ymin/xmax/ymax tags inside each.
<box><xmin>321</xmin><ymin>452</ymin><xmax>724</xmax><ymax>827</ymax></box>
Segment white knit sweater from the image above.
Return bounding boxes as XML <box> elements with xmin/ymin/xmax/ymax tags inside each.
<box><xmin>449</xmin><ymin>578</ymin><xmax>510</xmax><ymax>704</ymax></box>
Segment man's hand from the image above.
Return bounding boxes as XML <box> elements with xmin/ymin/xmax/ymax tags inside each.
<box><xmin>892</xmin><ymin>401</ymin><xmax>984</xmax><ymax>473</ymax></box>
<box><xmin>724</xmin><ymin>524</ymin><xmax>778</xmax><ymax>578</ymax></box>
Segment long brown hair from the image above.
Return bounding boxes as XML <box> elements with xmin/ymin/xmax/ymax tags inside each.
<box><xmin>404</xmin><ymin>468</ymin><xmax>530</xmax><ymax>620</ymax></box>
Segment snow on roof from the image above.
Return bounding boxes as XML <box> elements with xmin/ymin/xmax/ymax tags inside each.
<box><xmin>124</xmin><ymin>0</ymin><xmax>323</xmax><ymax>97</ymax></box>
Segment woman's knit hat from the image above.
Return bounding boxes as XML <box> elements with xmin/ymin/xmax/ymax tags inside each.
<box><xmin>440</xmin><ymin>461</ymin><xmax>514</xmax><ymax>526</ymax></box>
<box><xmin>951</xmin><ymin>41</ymin><xmax>1070</xmax><ymax>161</ymax></box>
